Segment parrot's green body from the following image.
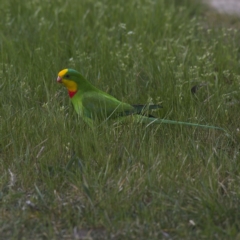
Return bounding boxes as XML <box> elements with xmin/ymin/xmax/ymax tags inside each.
<box><xmin>57</xmin><ymin>68</ymin><xmax>224</xmax><ymax>131</ymax></box>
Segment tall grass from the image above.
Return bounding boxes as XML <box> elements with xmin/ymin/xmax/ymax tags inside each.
<box><xmin>0</xmin><ymin>0</ymin><xmax>240</xmax><ymax>238</ymax></box>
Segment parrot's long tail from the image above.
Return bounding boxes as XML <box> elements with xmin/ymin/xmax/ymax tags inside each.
<box><xmin>138</xmin><ymin>116</ymin><xmax>225</xmax><ymax>131</ymax></box>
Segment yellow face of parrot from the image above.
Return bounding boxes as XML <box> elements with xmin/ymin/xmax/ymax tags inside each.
<box><xmin>57</xmin><ymin>69</ymin><xmax>78</xmax><ymax>97</ymax></box>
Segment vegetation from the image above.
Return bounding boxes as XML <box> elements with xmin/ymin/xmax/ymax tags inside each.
<box><xmin>1</xmin><ymin>0</ymin><xmax>240</xmax><ymax>238</ymax></box>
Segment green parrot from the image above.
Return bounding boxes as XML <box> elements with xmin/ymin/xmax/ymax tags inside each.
<box><xmin>57</xmin><ymin>68</ymin><xmax>224</xmax><ymax>131</ymax></box>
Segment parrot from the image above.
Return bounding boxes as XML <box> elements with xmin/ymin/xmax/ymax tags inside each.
<box><xmin>57</xmin><ymin>68</ymin><xmax>224</xmax><ymax>131</ymax></box>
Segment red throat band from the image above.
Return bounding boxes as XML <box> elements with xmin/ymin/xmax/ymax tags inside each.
<box><xmin>68</xmin><ymin>90</ymin><xmax>77</xmax><ymax>98</ymax></box>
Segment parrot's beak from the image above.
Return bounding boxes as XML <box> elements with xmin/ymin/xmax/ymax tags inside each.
<box><xmin>57</xmin><ymin>76</ymin><xmax>62</xmax><ymax>83</ymax></box>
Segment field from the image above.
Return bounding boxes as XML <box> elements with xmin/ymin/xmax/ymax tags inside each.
<box><xmin>1</xmin><ymin>0</ymin><xmax>240</xmax><ymax>239</ymax></box>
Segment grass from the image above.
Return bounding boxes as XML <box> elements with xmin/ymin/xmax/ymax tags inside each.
<box><xmin>1</xmin><ymin>0</ymin><xmax>240</xmax><ymax>238</ymax></box>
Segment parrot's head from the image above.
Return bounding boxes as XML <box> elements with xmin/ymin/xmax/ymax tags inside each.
<box><xmin>57</xmin><ymin>69</ymin><xmax>81</xmax><ymax>98</ymax></box>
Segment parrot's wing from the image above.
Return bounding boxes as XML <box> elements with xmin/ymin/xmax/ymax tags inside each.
<box><xmin>81</xmin><ymin>91</ymin><xmax>134</xmax><ymax>120</ymax></box>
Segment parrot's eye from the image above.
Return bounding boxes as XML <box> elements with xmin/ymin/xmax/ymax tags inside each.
<box><xmin>65</xmin><ymin>74</ymin><xmax>70</xmax><ymax>78</ymax></box>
